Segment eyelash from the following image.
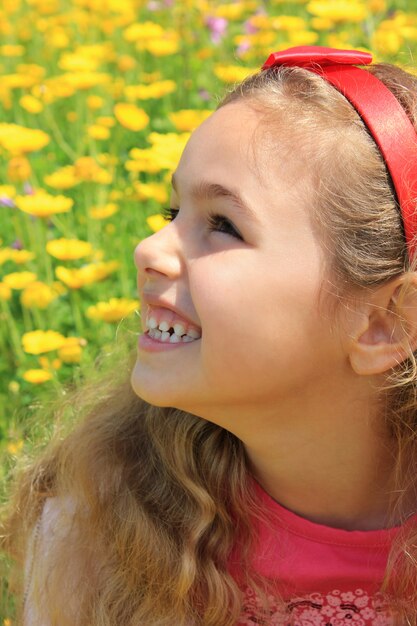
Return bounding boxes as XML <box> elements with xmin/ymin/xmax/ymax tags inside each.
<box><xmin>161</xmin><ymin>207</ymin><xmax>243</xmax><ymax>241</ymax></box>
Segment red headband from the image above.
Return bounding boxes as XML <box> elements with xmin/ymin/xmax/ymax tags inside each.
<box><xmin>262</xmin><ymin>46</ymin><xmax>417</xmax><ymax>261</ymax></box>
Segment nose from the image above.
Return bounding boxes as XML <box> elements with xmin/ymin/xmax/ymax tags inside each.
<box><xmin>133</xmin><ymin>223</ymin><xmax>182</xmax><ymax>282</ymax></box>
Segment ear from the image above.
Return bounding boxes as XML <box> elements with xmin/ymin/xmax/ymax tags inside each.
<box><xmin>348</xmin><ymin>273</ymin><xmax>417</xmax><ymax>376</ymax></box>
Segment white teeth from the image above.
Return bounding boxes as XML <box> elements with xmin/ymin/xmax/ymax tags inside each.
<box><xmin>187</xmin><ymin>328</ymin><xmax>201</xmax><ymax>339</ymax></box>
<box><xmin>169</xmin><ymin>333</ymin><xmax>181</xmax><ymax>343</ymax></box>
<box><xmin>159</xmin><ymin>321</ymin><xmax>170</xmax><ymax>332</ymax></box>
<box><xmin>147</xmin><ymin>316</ymin><xmax>158</xmax><ymax>330</ymax></box>
<box><xmin>173</xmin><ymin>323</ymin><xmax>185</xmax><ymax>337</ymax></box>
<box><xmin>160</xmin><ymin>331</ymin><xmax>170</xmax><ymax>342</ymax></box>
<box><xmin>182</xmin><ymin>335</ymin><xmax>194</xmax><ymax>342</ymax></box>
<box><xmin>153</xmin><ymin>329</ymin><xmax>162</xmax><ymax>339</ymax></box>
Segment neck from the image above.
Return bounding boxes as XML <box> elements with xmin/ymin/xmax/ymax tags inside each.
<box><xmin>215</xmin><ymin>376</ymin><xmax>404</xmax><ymax>531</ymax></box>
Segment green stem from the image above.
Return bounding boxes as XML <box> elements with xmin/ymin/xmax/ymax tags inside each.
<box><xmin>70</xmin><ymin>289</ymin><xmax>86</xmax><ymax>336</ymax></box>
<box><xmin>35</xmin><ymin>218</ymin><xmax>54</xmax><ymax>284</ymax></box>
<box><xmin>0</xmin><ymin>298</ymin><xmax>25</xmax><ymax>363</ymax></box>
<box><xmin>22</xmin><ymin>305</ymin><xmax>34</xmax><ymax>332</ymax></box>
<box><xmin>31</xmin><ymin>306</ymin><xmax>45</xmax><ymax>331</ymax></box>
<box><xmin>43</xmin><ymin>105</ymin><xmax>78</xmax><ymax>161</ymax></box>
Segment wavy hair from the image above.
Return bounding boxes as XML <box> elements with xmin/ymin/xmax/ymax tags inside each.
<box><xmin>3</xmin><ymin>60</ymin><xmax>417</xmax><ymax>625</ymax></box>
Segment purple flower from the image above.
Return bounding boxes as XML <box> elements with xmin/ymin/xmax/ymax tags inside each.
<box><xmin>244</xmin><ymin>18</ymin><xmax>258</xmax><ymax>34</ymax></box>
<box><xmin>23</xmin><ymin>182</ymin><xmax>34</xmax><ymax>195</ymax></box>
<box><xmin>0</xmin><ymin>196</ymin><xmax>15</xmax><ymax>208</ymax></box>
<box><xmin>236</xmin><ymin>41</ymin><xmax>251</xmax><ymax>57</ymax></box>
<box><xmin>11</xmin><ymin>239</ymin><xmax>23</xmax><ymax>250</ymax></box>
<box><xmin>198</xmin><ymin>88</ymin><xmax>211</xmax><ymax>101</ymax></box>
<box><xmin>205</xmin><ymin>16</ymin><xmax>228</xmax><ymax>44</ymax></box>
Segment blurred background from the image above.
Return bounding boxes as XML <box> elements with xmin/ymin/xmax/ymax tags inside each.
<box><xmin>0</xmin><ymin>0</ymin><xmax>416</xmax><ymax>620</ymax></box>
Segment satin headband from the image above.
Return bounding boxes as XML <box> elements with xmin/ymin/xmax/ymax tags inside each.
<box><xmin>262</xmin><ymin>46</ymin><xmax>417</xmax><ymax>261</ymax></box>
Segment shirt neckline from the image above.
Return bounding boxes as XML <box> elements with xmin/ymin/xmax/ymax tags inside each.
<box><xmin>252</xmin><ymin>477</ymin><xmax>416</xmax><ymax>548</ymax></box>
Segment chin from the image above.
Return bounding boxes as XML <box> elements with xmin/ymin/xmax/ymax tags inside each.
<box><xmin>129</xmin><ymin>365</ymin><xmax>178</xmax><ymax>408</ymax></box>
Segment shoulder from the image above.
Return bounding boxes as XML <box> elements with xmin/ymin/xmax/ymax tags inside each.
<box><xmin>23</xmin><ymin>496</ymin><xmax>78</xmax><ymax>626</ymax></box>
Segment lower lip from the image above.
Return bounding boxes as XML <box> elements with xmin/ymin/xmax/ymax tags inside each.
<box><xmin>138</xmin><ymin>332</ymin><xmax>199</xmax><ymax>352</ymax></box>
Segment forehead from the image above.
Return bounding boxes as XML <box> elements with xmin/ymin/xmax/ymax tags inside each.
<box><xmin>175</xmin><ymin>102</ymin><xmax>262</xmax><ymax>183</ymax></box>
<box><xmin>174</xmin><ymin>101</ymin><xmax>310</xmax><ymax>197</ymax></box>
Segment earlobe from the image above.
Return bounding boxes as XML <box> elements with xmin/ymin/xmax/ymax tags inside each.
<box><xmin>348</xmin><ymin>274</ymin><xmax>417</xmax><ymax>376</ymax></box>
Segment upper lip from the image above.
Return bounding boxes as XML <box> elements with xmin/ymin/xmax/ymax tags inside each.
<box><xmin>141</xmin><ymin>293</ymin><xmax>202</xmax><ymax>330</ymax></box>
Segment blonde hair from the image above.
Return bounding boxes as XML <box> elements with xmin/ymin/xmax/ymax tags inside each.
<box><xmin>3</xmin><ymin>61</ymin><xmax>417</xmax><ymax>625</ymax></box>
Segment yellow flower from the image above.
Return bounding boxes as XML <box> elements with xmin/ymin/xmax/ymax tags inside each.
<box><xmin>86</xmin><ymin>297</ymin><xmax>139</xmax><ymax>323</ymax></box>
<box><xmin>89</xmin><ymin>203</ymin><xmax>119</xmax><ymax>219</ymax></box>
<box><xmin>87</xmin><ymin>95</ymin><xmax>104</xmax><ymax>110</ymax></box>
<box><xmin>17</xmin><ymin>64</ymin><xmax>46</xmax><ymax>80</ymax></box>
<box><xmin>311</xmin><ymin>16</ymin><xmax>335</xmax><ymax>29</ymax></box>
<box><xmin>3</xmin><ymin>271</ymin><xmax>37</xmax><ymax>289</ymax></box>
<box><xmin>2</xmin><ymin>74</ymin><xmax>38</xmax><ymax>89</ymax></box>
<box><xmin>88</xmin><ymin>124</ymin><xmax>111</xmax><ymax>140</ymax></box>
<box><xmin>306</xmin><ymin>0</ymin><xmax>367</xmax><ymax>22</ymax></box>
<box><xmin>7</xmin><ymin>156</ymin><xmax>32</xmax><ymax>182</ymax></box>
<box><xmin>61</xmin><ymin>72</ymin><xmax>112</xmax><ymax>91</ymax></box>
<box><xmin>38</xmin><ymin>356</ymin><xmax>62</xmax><ymax>370</ymax></box>
<box><xmin>58</xmin><ymin>340</ymin><xmax>83</xmax><ymax>363</ymax></box>
<box><xmin>8</xmin><ymin>380</ymin><xmax>20</xmax><ymax>394</ymax></box>
<box><xmin>118</xmin><ymin>54</ymin><xmax>136</xmax><ymax>72</ymax></box>
<box><xmin>114</xmin><ymin>103</ymin><xmax>149</xmax><ymax>131</ymax></box>
<box><xmin>73</xmin><ymin>157</ymin><xmax>112</xmax><ymax>184</ymax></box>
<box><xmin>55</xmin><ymin>261</ymin><xmax>119</xmax><ymax>289</ymax></box>
<box><xmin>96</xmin><ymin>116</ymin><xmax>116</xmax><ymax>128</ymax></box>
<box><xmin>22</xmin><ymin>329</ymin><xmax>67</xmax><ymax>354</ymax></box>
<box><xmin>46</xmin><ymin>238</ymin><xmax>93</xmax><ymax>261</ymax></box>
<box><xmin>146</xmin><ymin>214</ymin><xmax>169</xmax><ymax>232</ymax></box>
<box><xmin>0</xmin><ymin>123</ymin><xmax>50</xmax><ymax>154</ymax></box>
<box><xmin>20</xmin><ymin>281</ymin><xmax>60</xmax><ymax>309</ymax></box>
<box><xmin>9</xmin><ymin>249</ymin><xmax>36</xmax><ymax>264</ymax></box>
<box><xmin>134</xmin><ymin>182</ymin><xmax>168</xmax><ymax>204</ymax></box>
<box><xmin>59</xmin><ymin>52</ymin><xmax>101</xmax><ymax>73</ymax></box>
<box><xmin>367</xmin><ymin>0</ymin><xmax>386</xmax><ymax>11</ymax></box>
<box><xmin>22</xmin><ymin>369</ymin><xmax>53</xmax><ymax>383</ymax></box>
<box><xmin>15</xmin><ymin>190</ymin><xmax>73</xmax><ymax>218</ymax></box>
<box><xmin>0</xmin><ymin>282</ymin><xmax>12</xmax><ymax>300</ymax></box>
<box><xmin>44</xmin><ymin>166</ymin><xmax>79</xmax><ymax>189</ymax></box>
<box><xmin>214</xmin><ymin>64</ymin><xmax>257</xmax><ymax>84</ymax></box>
<box><xmin>0</xmin><ymin>248</ymin><xmax>13</xmax><ymax>265</ymax></box>
<box><xmin>127</xmin><ymin>132</ymin><xmax>190</xmax><ymax>174</ymax></box>
<box><xmin>213</xmin><ymin>1</ymin><xmax>246</xmax><ymax>19</ymax></box>
<box><xmin>20</xmin><ymin>95</ymin><xmax>44</xmax><ymax>114</ymax></box>
<box><xmin>0</xmin><ymin>44</ymin><xmax>25</xmax><ymax>56</ymax></box>
<box><xmin>6</xmin><ymin>439</ymin><xmax>24</xmax><ymax>455</ymax></box>
<box><xmin>169</xmin><ymin>109</ymin><xmax>212</xmax><ymax>132</ymax></box>
<box><xmin>123</xmin><ymin>21</ymin><xmax>164</xmax><ymax>42</ymax></box>
<box><xmin>124</xmin><ymin>80</ymin><xmax>176</xmax><ymax>101</ymax></box>
<box><xmin>0</xmin><ymin>185</ymin><xmax>16</xmax><ymax>199</ymax></box>
<box><xmin>46</xmin><ymin>27</ymin><xmax>70</xmax><ymax>48</ymax></box>
<box><xmin>141</xmin><ymin>71</ymin><xmax>162</xmax><ymax>83</ymax></box>
<box><xmin>145</xmin><ymin>38</ymin><xmax>179</xmax><ymax>56</ymax></box>
<box><xmin>271</xmin><ymin>15</ymin><xmax>308</xmax><ymax>30</ymax></box>
<box><xmin>288</xmin><ymin>30</ymin><xmax>319</xmax><ymax>45</ymax></box>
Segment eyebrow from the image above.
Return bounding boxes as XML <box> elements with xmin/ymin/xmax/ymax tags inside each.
<box><xmin>171</xmin><ymin>173</ymin><xmax>260</xmax><ymax>225</ymax></box>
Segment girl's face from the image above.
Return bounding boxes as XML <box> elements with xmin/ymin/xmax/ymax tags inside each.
<box><xmin>132</xmin><ymin>101</ymin><xmax>350</xmax><ymax>431</ymax></box>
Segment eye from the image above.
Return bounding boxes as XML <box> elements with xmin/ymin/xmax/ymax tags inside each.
<box><xmin>160</xmin><ymin>207</ymin><xmax>243</xmax><ymax>241</ymax></box>
<box><xmin>207</xmin><ymin>213</ymin><xmax>243</xmax><ymax>241</ymax></box>
<box><xmin>161</xmin><ymin>207</ymin><xmax>179</xmax><ymax>221</ymax></box>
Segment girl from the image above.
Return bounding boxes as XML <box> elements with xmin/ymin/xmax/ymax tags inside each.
<box><xmin>3</xmin><ymin>45</ymin><xmax>417</xmax><ymax>625</ymax></box>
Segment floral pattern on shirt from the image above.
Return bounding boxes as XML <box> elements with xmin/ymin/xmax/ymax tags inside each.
<box><xmin>238</xmin><ymin>587</ymin><xmax>394</xmax><ymax>625</ymax></box>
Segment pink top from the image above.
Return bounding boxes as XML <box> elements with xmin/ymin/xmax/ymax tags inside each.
<box><xmin>234</xmin><ymin>480</ymin><xmax>414</xmax><ymax>625</ymax></box>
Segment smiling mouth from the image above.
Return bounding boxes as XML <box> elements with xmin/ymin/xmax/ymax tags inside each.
<box><xmin>145</xmin><ymin>319</ymin><xmax>201</xmax><ymax>344</ymax></box>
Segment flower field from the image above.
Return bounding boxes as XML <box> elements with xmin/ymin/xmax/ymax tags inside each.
<box><xmin>0</xmin><ymin>0</ymin><xmax>417</xmax><ymax>620</ymax></box>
